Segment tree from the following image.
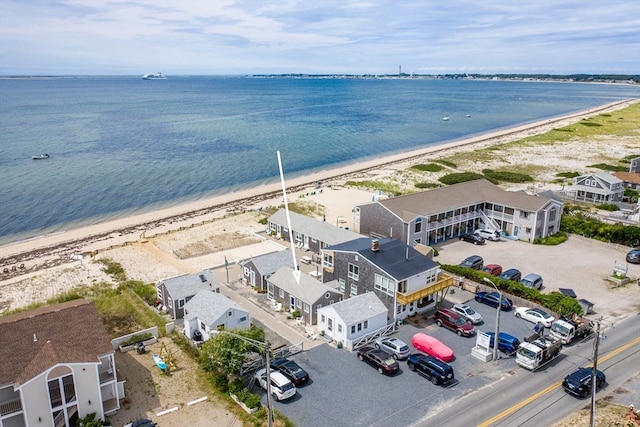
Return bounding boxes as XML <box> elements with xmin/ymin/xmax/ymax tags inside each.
<box><xmin>77</xmin><ymin>413</ymin><xmax>103</xmax><ymax>427</ymax></box>
<box><xmin>199</xmin><ymin>326</ymin><xmax>266</xmax><ymax>375</ymax></box>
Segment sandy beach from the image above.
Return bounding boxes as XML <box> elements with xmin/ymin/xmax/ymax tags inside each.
<box><xmin>0</xmin><ymin>97</ymin><xmax>638</xmax><ymax>310</ymax></box>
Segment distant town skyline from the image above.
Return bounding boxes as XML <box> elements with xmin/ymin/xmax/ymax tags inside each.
<box><xmin>1</xmin><ymin>0</ymin><xmax>639</xmax><ymax>76</ymax></box>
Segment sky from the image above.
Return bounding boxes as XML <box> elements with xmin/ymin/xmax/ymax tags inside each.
<box><xmin>1</xmin><ymin>0</ymin><xmax>639</xmax><ymax>76</ymax></box>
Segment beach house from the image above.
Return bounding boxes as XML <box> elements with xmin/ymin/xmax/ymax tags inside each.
<box><xmin>156</xmin><ymin>269</ymin><xmax>220</xmax><ymax>320</ymax></box>
<box><xmin>0</xmin><ymin>299</ymin><xmax>123</xmax><ymax>426</ymax></box>
<box><xmin>565</xmin><ymin>172</ymin><xmax>624</xmax><ymax>204</ymax></box>
<box><xmin>321</xmin><ymin>237</ymin><xmax>453</xmax><ymax>321</ymax></box>
<box><xmin>240</xmin><ymin>249</ymin><xmax>296</xmax><ymax>291</ymax></box>
<box><xmin>183</xmin><ymin>291</ymin><xmax>250</xmax><ymax>342</ymax></box>
<box><xmin>266</xmin><ymin>266</ymin><xmax>343</xmax><ymax>325</ymax></box>
<box><xmin>354</xmin><ymin>179</ymin><xmax>563</xmax><ymax>244</ymax></box>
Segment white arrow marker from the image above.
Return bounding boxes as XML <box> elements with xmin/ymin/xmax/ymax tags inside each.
<box><xmin>277</xmin><ymin>150</ymin><xmax>301</xmax><ymax>284</ymax></box>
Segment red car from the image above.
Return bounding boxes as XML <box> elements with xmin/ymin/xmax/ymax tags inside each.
<box><xmin>411</xmin><ymin>333</ymin><xmax>454</xmax><ymax>362</ymax></box>
<box><xmin>482</xmin><ymin>264</ymin><xmax>502</xmax><ymax>276</ymax></box>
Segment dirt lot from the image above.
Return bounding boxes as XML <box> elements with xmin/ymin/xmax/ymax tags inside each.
<box><xmin>107</xmin><ymin>337</ymin><xmax>239</xmax><ymax>427</ymax></box>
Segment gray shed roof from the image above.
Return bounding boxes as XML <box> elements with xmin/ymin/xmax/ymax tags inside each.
<box><xmin>268</xmin><ymin>267</ymin><xmax>341</xmax><ymax>304</ymax></box>
<box><xmin>327</xmin><ymin>237</ymin><xmax>439</xmax><ymax>281</ymax></box>
<box><xmin>158</xmin><ymin>269</ymin><xmax>219</xmax><ymax>300</ymax></box>
<box><xmin>240</xmin><ymin>249</ymin><xmax>295</xmax><ymax>274</ymax></box>
<box><xmin>268</xmin><ymin>209</ymin><xmax>362</xmax><ymax>246</ymax></box>
<box><xmin>184</xmin><ymin>291</ymin><xmax>247</xmax><ymax>326</ymax></box>
<box><xmin>372</xmin><ymin>179</ymin><xmax>556</xmax><ymax>222</ymax></box>
<box><xmin>325</xmin><ymin>292</ymin><xmax>387</xmax><ymax>325</ymax></box>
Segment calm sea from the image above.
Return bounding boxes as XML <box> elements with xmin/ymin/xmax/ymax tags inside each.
<box><xmin>1</xmin><ymin>76</ymin><xmax>638</xmax><ymax>245</ymax></box>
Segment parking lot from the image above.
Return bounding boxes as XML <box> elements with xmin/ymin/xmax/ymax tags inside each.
<box><xmin>251</xmin><ymin>235</ymin><xmax>640</xmax><ymax>426</ymax></box>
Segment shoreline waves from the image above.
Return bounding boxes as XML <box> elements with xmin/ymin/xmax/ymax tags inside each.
<box><xmin>0</xmin><ymin>98</ymin><xmax>637</xmax><ymax>269</ymax></box>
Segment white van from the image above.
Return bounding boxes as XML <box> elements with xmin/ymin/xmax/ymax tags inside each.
<box><xmin>254</xmin><ymin>368</ymin><xmax>296</xmax><ymax>401</ymax></box>
<box><xmin>474</xmin><ymin>229</ymin><xmax>501</xmax><ymax>241</ymax></box>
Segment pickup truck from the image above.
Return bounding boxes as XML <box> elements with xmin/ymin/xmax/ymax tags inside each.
<box><xmin>516</xmin><ymin>334</ymin><xmax>562</xmax><ymax>370</ymax></box>
<box><xmin>549</xmin><ymin>314</ymin><xmax>593</xmax><ymax>345</ymax></box>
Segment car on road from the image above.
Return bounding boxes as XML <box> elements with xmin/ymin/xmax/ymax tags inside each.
<box><xmin>124</xmin><ymin>419</ymin><xmax>157</xmax><ymax>427</ymax></box>
<box><xmin>254</xmin><ymin>368</ymin><xmax>297</xmax><ymax>401</ymax></box>
<box><xmin>374</xmin><ymin>336</ymin><xmax>410</xmax><ymax>360</ymax></box>
<box><xmin>407</xmin><ymin>354</ymin><xmax>455</xmax><ymax>385</ymax></box>
<box><xmin>499</xmin><ymin>268</ymin><xmax>522</xmax><ymax>282</ymax></box>
<box><xmin>484</xmin><ymin>331</ymin><xmax>521</xmax><ymax>354</ymax></box>
<box><xmin>520</xmin><ymin>273</ymin><xmax>544</xmax><ymax>290</ymax></box>
<box><xmin>357</xmin><ymin>346</ymin><xmax>399</xmax><ymax>375</ymax></box>
<box><xmin>433</xmin><ymin>308</ymin><xmax>475</xmax><ymax>336</ymax></box>
<box><xmin>626</xmin><ymin>249</ymin><xmax>640</xmax><ymax>264</ymax></box>
<box><xmin>482</xmin><ymin>264</ymin><xmax>503</xmax><ymax>276</ymax></box>
<box><xmin>475</xmin><ymin>291</ymin><xmax>513</xmax><ymax>310</ymax></box>
<box><xmin>562</xmin><ymin>367</ymin><xmax>606</xmax><ymax>398</ymax></box>
<box><xmin>411</xmin><ymin>333</ymin><xmax>454</xmax><ymax>362</ymax></box>
<box><xmin>459</xmin><ymin>255</ymin><xmax>484</xmax><ymax>269</ymax></box>
<box><xmin>459</xmin><ymin>233</ymin><xmax>485</xmax><ymax>245</ymax></box>
<box><xmin>514</xmin><ymin>307</ymin><xmax>555</xmax><ymax>328</ymax></box>
<box><xmin>474</xmin><ymin>229</ymin><xmax>501</xmax><ymax>241</ymax></box>
<box><xmin>270</xmin><ymin>358</ymin><xmax>310</xmax><ymax>386</ymax></box>
<box><xmin>451</xmin><ymin>303</ymin><xmax>483</xmax><ymax>324</ymax></box>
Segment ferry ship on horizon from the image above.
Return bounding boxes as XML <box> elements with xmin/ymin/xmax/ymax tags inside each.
<box><xmin>142</xmin><ymin>72</ymin><xmax>166</xmax><ymax>80</ymax></box>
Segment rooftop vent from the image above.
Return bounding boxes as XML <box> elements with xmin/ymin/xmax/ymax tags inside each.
<box><xmin>371</xmin><ymin>239</ymin><xmax>379</xmax><ymax>252</ymax></box>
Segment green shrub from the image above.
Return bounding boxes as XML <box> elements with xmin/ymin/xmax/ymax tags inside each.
<box><xmin>120</xmin><ymin>332</ymin><xmax>153</xmax><ymax>347</ymax></box>
<box><xmin>119</xmin><ymin>280</ymin><xmax>157</xmax><ymax>305</ymax></box>
<box><xmin>587</xmin><ymin>163</ymin><xmax>628</xmax><ymax>172</ymax></box>
<box><xmin>228</xmin><ymin>378</ymin><xmax>245</xmax><ymax>394</ymax></box>
<box><xmin>438</xmin><ymin>172</ymin><xmax>485</xmax><ymax>185</ymax></box>
<box><xmin>482</xmin><ymin>169</ymin><xmax>533</xmax><ymax>183</ymax></box>
<box><xmin>555</xmin><ymin>171</ymin><xmax>580</xmax><ymax>178</ymax></box>
<box><xmin>235</xmin><ymin>388</ymin><xmax>250</xmax><ymax>402</ymax></box>
<box><xmin>415</xmin><ymin>182</ymin><xmax>440</xmax><ymax>189</ymax></box>
<box><xmin>434</xmin><ymin>159</ymin><xmax>457</xmax><ymax>168</ymax></box>
<box><xmin>98</xmin><ymin>258</ymin><xmax>127</xmax><ymax>282</ymax></box>
<box><xmin>291</xmin><ymin>309</ymin><xmax>301</xmax><ymax>318</ymax></box>
<box><xmin>595</xmin><ymin>203</ymin><xmax>619</xmax><ymax>211</ymax></box>
<box><xmin>208</xmin><ymin>369</ymin><xmax>229</xmax><ymax>393</ymax></box>
<box><xmin>533</xmin><ymin>232</ymin><xmax>568</xmax><ymax>245</ymax></box>
<box><xmin>411</xmin><ymin>163</ymin><xmax>444</xmax><ymax>172</ymax></box>
<box><xmin>243</xmin><ymin>393</ymin><xmax>261</xmax><ymax>409</ymax></box>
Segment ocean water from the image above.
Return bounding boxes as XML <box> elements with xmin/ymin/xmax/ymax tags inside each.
<box><xmin>1</xmin><ymin>76</ymin><xmax>638</xmax><ymax>245</ymax></box>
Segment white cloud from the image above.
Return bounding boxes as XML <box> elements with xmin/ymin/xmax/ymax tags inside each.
<box><xmin>0</xmin><ymin>0</ymin><xmax>638</xmax><ymax>74</ymax></box>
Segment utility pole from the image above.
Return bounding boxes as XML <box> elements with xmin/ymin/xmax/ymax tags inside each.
<box><xmin>590</xmin><ymin>319</ymin><xmax>601</xmax><ymax>427</ymax></box>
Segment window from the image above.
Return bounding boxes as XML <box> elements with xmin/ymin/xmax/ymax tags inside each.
<box><xmin>348</xmin><ymin>263</ymin><xmax>359</xmax><ymax>280</ymax></box>
<box><xmin>549</xmin><ymin>209</ymin><xmax>557</xmax><ymax>221</ymax></box>
<box><xmin>200</xmin><ymin>321</ymin><xmax>206</xmax><ymax>330</ymax></box>
<box><xmin>304</xmin><ymin>303</ymin><xmax>310</xmax><ymax>313</ymax></box>
<box><xmin>227</xmin><ymin>310</ymin><xmax>233</xmax><ymax>317</ymax></box>
<box><xmin>338</xmin><ymin>324</ymin><xmax>343</xmax><ymax>333</ymax></box>
<box><xmin>338</xmin><ymin>279</ymin><xmax>345</xmax><ymax>293</ymax></box>
<box><xmin>239</xmin><ymin>316</ymin><xmax>247</xmax><ymax>322</ymax></box>
<box><xmin>279</xmin><ymin>289</ymin><xmax>285</xmax><ymax>298</ymax></box>
<box><xmin>321</xmin><ymin>314</ymin><xmax>325</xmax><ymax>323</ymax></box>
<box><xmin>351</xmin><ymin>325</ymin><xmax>356</xmax><ymax>334</ymax></box>
<box><xmin>374</xmin><ymin>274</ymin><xmax>395</xmax><ymax>296</ymax></box>
<box><xmin>350</xmin><ymin>283</ymin><xmax>358</xmax><ymax>297</ymax></box>
<box><xmin>178</xmin><ymin>299</ymin><xmax>185</xmax><ymax>309</ymax></box>
<box><xmin>526</xmin><ymin>227</ymin><xmax>532</xmax><ymax>233</ymax></box>
<box><xmin>48</xmin><ymin>374</ymin><xmax>77</xmax><ymax>427</ymax></box>
<box><xmin>357</xmin><ymin>323</ymin><xmax>362</xmax><ymax>332</ymax></box>
<box><xmin>328</xmin><ymin>318</ymin><xmax>333</xmax><ymax>331</ymax></box>
<box><xmin>363</xmin><ymin>320</ymin><xmax>368</xmax><ymax>329</ymax></box>
<box><xmin>398</xmin><ymin>280</ymin><xmax>407</xmax><ymax>293</ymax></box>
<box><xmin>520</xmin><ymin>211</ymin><xmax>530</xmax><ymax>219</ymax></box>
<box><xmin>414</xmin><ymin>218</ymin><xmax>422</xmax><ymax>233</ymax></box>
<box><xmin>323</xmin><ymin>253</ymin><xmax>333</xmax><ymax>268</ymax></box>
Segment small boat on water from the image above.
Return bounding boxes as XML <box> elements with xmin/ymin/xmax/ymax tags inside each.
<box><xmin>152</xmin><ymin>354</ymin><xmax>167</xmax><ymax>371</ymax></box>
<box><xmin>442</xmin><ymin>116</ymin><xmax>450</xmax><ymax>121</ymax></box>
<box><xmin>142</xmin><ymin>72</ymin><xmax>166</xmax><ymax>80</ymax></box>
<box><xmin>32</xmin><ymin>154</ymin><xmax>50</xmax><ymax>160</ymax></box>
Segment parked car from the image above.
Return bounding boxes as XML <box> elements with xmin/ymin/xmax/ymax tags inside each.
<box><xmin>407</xmin><ymin>353</ymin><xmax>455</xmax><ymax>385</ymax></box>
<box><xmin>357</xmin><ymin>346</ymin><xmax>399</xmax><ymax>375</ymax></box>
<box><xmin>459</xmin><ymin>255</ymin><xmax>484</xmax><ymax>270</ymax></box>
<box><xmin>520</xmin><ymin>273</ymin><xmax>544</xmax><ymax>290</ymax></box>
<box><xmin>482</xmin><ymin>264</ymin><xmax>503</xmax><ymax>276</ymax></box>
<box><xmin>562</xmin><ymin>367</ymin><xmax>606</xmax><ymax>398</ymax></box>
<box><xmin>475</xmin><ymin>229</ymin><xmax>501</xmax><ymax>241</ymax></box>
<box><xmin>374</xmin><ymin>337</ymin><xmax>410</xmax><ymax>360</ymax></box>
<box><xmin>125</xmin><ymin>419</ymin><xmax>157</xmax><ymax>427</ymax></box>
<box><xmin>626</xmin><ymin>249</ymin><xmax>640</xmax><ymax>264</ymax></box>
<box><xmin>459</xmin><ymin>233</ymin><xmax>485</xmax><ymax>245</ymax></box>
<box><xmin>514</xmin><ymin>307</ymin><xmax>555</xmax><ymax>328</ymax></box>
<box><xmin>433</xmin><ymin>308</ymin><xmax>475</xmax><ymax>336</ymax></box>
<box><xmin>270</xmin><ymin>358</ymin><xmax>310</xmax><ymax>386</ymax></box>
<box><xmin>254</xmin><ymin>368</ymin><xmax>297</xmax><ymax>401</ymax></box>
<box><xmin>411</xmin><ymin>333</ymin><xmax>454</xmax><ymax>362</ymax></box>
<box><xmin>499</xmin><ymin>268</ymin><xmax>522</xmax><ymax>282</ymax></box>
<box><xmin>475</xmin><ymin>291</ymin><xmax>513</xmax><ymax>310</ymax></box>
<box><xmin>451</xmin><ymin>303</ymin><xmax>483</xmax><ymax>324</ymax></box>
<box><xmin>484</xmin><ymin>331</ymin><xmax>521</xmax><ymax>354</ymax></box>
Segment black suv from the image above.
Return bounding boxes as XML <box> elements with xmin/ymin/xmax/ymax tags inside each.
<box><xmin>562</xmin><ymin>367</ymin><xmax>606</xmax><ymax>398</ymax></box>
<box><xmin>407</xmin><ymin>354</ymin><xmax>455</xmax><ymax>385</ymax></box>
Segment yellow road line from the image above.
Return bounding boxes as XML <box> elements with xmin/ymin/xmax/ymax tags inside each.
<box><xmin>477</xmin><ymin>336</ymin><xmax>640</xmax><ymax>427</ymax></box>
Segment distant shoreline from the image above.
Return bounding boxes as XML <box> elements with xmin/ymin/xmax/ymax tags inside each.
<box><xmin>0</xmin><ymin>98</ymin><xmax>636</xmax><ymax>269</ymax></box>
